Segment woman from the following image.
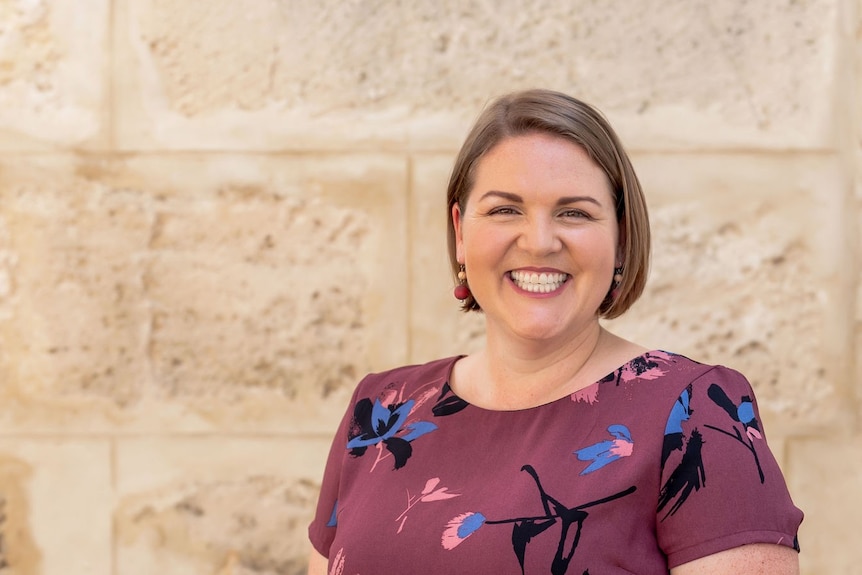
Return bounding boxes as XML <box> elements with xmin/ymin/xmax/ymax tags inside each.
<box><xmin>308</xmin><ymin>89</ymin><xmax>802</xmax><ymax>574</ymax></box>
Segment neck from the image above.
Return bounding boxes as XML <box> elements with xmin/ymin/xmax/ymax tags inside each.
<box><xmin>470</xmin><ymin>321</ymin><xmax>607</xmax><ymax>410</ymax></box>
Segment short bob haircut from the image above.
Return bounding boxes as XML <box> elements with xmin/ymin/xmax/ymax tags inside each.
<box><xmin>446</xmin><ymin>89</ymin><xmax>650</xmax><ymax>320</ymax></box>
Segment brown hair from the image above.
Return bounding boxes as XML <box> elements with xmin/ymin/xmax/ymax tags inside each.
<box><xmin>446</xmin><ymin>89</ymin><xmax>650</xmax><ymax>319</ymax></box>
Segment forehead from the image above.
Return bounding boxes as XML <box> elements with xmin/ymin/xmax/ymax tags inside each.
<box><xmin>470</xmin><ymin>133</ymin><xmax>612</xmax><ymax>200</ymax></box>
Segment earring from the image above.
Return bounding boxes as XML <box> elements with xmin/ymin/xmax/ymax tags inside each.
<box><xmin>454</xmin><ymin>264</ymin><xmax>471</xmax><ymax>301</ymax></box>
<box><xmin>613</xmin><ymin>265</ymin><xmax>624</xmax><ymax>288</ymax></box>
<box><xmin>611</xmin><ymin>265</ymin><xmax>623</xmax><ymax>298</ymax></box>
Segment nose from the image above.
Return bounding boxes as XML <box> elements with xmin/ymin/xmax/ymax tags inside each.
<box><xmin>517</xmin><ymin>215</ymin><xmax>562</xmax><ymax>256</ymax></box>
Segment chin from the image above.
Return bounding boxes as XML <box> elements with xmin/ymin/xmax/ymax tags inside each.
<box><xmin>508</xmin><ymin>322</ymin><xmax>570</xmax><ymax>342</ymax></box>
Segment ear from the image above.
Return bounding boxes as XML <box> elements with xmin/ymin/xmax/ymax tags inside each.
<box><xmin>452</xmin><ymin>203</ymin><xmax>465</xmax><ymax>263</ymax></box>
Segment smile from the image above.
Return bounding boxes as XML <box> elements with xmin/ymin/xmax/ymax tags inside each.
<box><xmin>509</xmin><ymin>270</ymin><xmax>569</xmax><ymax>293</ymax></box>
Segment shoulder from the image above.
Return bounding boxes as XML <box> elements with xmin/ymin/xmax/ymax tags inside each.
<box><xmin>620</xmin><ymin>351</ymin><xmax>759</xmax><ymax>424</ymax></box>
<box><xmin>607</xmin><ymin>350</ymin><xmax>718</xmax><ymax>397</ymax></box>
<box><xmin>354</xmin><ymin>356</ymin><xmax>462</xmax><ymax>397</ymax></box>
<box><xmin>661</xmin><ymin>354</ymin><xmax>760</xmax><ymax>411</ymax></box>
<box><xmin>642</xmin><ymin>351</ymin><xmax>753</xmax><ymax>396</ymax></box>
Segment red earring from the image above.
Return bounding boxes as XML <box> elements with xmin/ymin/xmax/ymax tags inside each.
<box><xmin>454</xmin><ymin>265</ymin><xmax>471</xmax><ymax>301</ymax></box>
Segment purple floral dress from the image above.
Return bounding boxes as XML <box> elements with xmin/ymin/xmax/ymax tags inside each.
<box><xmin>309</xmin><ymin>351</ymin><xmax>802</xmax><ymax>574</ymax></box>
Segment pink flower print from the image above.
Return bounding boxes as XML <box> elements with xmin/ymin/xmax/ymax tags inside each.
<box><xmin>328</xmin><ymin>548</ymin><xmax>346</xmax><ymax>575</ymax></box>
<box><xmin>619</xmin><ymin>354</ymin><xmax>669</xmax><ymax>382</ymax></box>
<box><xmin>571</xmin><ymin>382</ymin><xmax>599</xmax><ymax>405</ymax></box>
<box><xmin>395</xmin><ymin>477</ymin><xmax>460</xmax><ymax>533</ymax></box>
<box><xmin>601</xmin><ymin>350</ymin><xmax>676</xmax><ymax>386</ymax></box>
<box><xmin>610</xmin><ymin>437</ymin><xmax>634</xmax><ymax>457</ymax></box>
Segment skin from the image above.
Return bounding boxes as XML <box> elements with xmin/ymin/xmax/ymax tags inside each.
<box><xmin>309</xmin><ymin>544</ymin><xmax>799</xmax><ymax>575</ymax></box>
<box><xmin>307</xmin><ymin>548</ymin><xmax>326</xmax><ymax>575</ymax></box>
<box><xmin>671</xmin><ymin>544</ymin><xmax>800</xmax><ymax>574</ymax></box>
<box><xmin>307</xmin><ymin>132</ymin><xmax>799</xmax><ymax>574</ymax></box>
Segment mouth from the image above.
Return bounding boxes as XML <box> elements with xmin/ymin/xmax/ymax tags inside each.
<box><xmin>509</xmin><ymin>270</ymin><xmax>570</xmax><ymax>293</ymax></box>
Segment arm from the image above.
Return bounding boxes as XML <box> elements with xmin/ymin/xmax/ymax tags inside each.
<box><xmin>671</xmin><ymin>544</ymin><xmax>799</xmax><ymax>575</ymax></box>
<box><xmin>307</xmin><ymin>548</ymin><xmax>328</xmax><ymax>575</ymax></box>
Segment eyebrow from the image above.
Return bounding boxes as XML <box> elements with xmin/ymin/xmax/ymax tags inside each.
<box><xmin>478</xmin><ymin>190</ymin><xmax>603</xmax><ymax>207</ymax></box>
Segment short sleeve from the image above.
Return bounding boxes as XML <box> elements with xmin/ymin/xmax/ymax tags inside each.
<box><xmin>656</xmin><ymin>366</ymin><xmax>803</xmax><ymax>568</ymax></box>
<box><xmin>307</xmin><ymin>382</ymin><xmax>362</xmax><ymax>558</ymax></box>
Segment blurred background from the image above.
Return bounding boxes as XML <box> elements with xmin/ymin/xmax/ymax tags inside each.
<box><xmin>0</xmin><ymin>1</ymin><xmax>859</xmax><ymax>573</ymax></box>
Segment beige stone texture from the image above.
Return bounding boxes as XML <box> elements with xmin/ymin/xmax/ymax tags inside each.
<box><xmin>856</xmin><ymin>147</ymin><xmax>862</xmax><ymax>425</ymax></box>
<box><xmin>0</xmin><ymin>156</ymin><xmax>153</xmax><ymax>415</ymax></box>
<box><xmin>133</xmin><ymin>153</ymin><xmax>408</xmax><ymax>433</ymax></box>
<box><xmin>788</xmin><ymin>436</ymin><xmax>862</xmax><ymax>574</ymax></box>
<box><xmin>0</xmin><ymin>154</ymin><xmax>407</xmax><ymax>433</ymax></box>
<box><xmin>857</xmin><ymin>0</ymin><xmax>862</xmax><ymax>149</ymax></box>
<box><xmin>0</xmin><ymin>455</ymin><xmax>40</xmax><ymax>574</ymax></box>
<box><xmin>856</xmin><ymin>0</ymin><xmax>862</xmax><ymax>428</ymax></box>
<box><xmin>0</xmin><ymin>1</ymin><xmax>857</xmax><ymax>573</ymax></box>
<box><xmin>115</xmin><ymin>0</ymin><xmax>841</xmax><ymax>152</ymax></box>
<box><xmin>0</xmin><ymin>439</ymin><xmax>112</xmax><ymax>575</ymax></box>
<box><xmin>0</xmin><ymin>0</ymin><xmax>110</xmax><ymax>150</ymax></box>
<box><xmin>115</xmin><ymin>437</ymin><xmax>329</xmax><ymax>575</ymax></box>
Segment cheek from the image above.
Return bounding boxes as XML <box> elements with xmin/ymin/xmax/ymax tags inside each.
<box><xmin>570</xmin><ymin>229</ymin><xmax>617</xmax><ymax>265</ymax></box>
<box><xmin>462</xmin><ymin>222</ymin><xmax>501</xmax><ymax>258</ymax></box>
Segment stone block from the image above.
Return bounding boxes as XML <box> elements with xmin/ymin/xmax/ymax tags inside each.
<box><xmin>857</xmin><ymin>0</ymin><xmax>862</xmax><ymax>149</ymax></box>
<box><xmin>767</xmin><ymin>435</ymin><xmax>788</xmax><ymax>476</ymax></box>
<box><xmin>605</xmin><ymin>153</ymin><xmax>854</xmax><ymax>435</ymax></box>
<box><xmin>787</xmin><ymin>435</ymin><xmax>862</xmax><ymax>574</ymax></box>
<box><xmin>855</xmin><ymin>149</ymin><xmax>861</xmax><ymax>415</ymax></box>
<box><xmin>0</xmin><ymin>156</ymin><xmax>154</xmax><ymax>420</ymax></box>
<box><xmin>857</xmin><ymin>150</ymin><xmax>862</xmax><ymax>303</ymax></box>
<box><xmin>409</xmin><ymin>155</ymin><xmax>485</xmax><ymax>363</ymax></box>
<box><xmin>857</xmin><ymin>322</ymin><xmax>862</xmax><ymax>423</ymax></box>
<box><xmin>134</xmin><ymin>154</ymin><xmax>409</xmax><ymax>433</ymax></box>
<box><xmin>114</xmin><ymin>0</ymin><xmax>841</xmax><ymax>152</ymax></box>
<box><xmin>115</xmin><ymin>437</ymin><xmax>330</xmax><ymax>575</ymax></box>
<box><xmin>0</xmin><ymin>439</ymin><xmax>112</xmax><ymax>575</ymax></box>
<box><xmin>0</xmin><ymin>0</ymin><xmax>110</xmax><ymax>150</ymax></box>
<box><xmin>0</xmin><ymin>154</ymin><xmax>408</xmax><ymax>433</ymax></box>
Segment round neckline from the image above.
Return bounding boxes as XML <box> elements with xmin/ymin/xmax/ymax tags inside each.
<box><xmin>445</xmin><ymin>349</ymin><xmax>662</xmax><ymax>413</ymax></box>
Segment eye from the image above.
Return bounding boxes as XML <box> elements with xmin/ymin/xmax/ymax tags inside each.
<box><xmin>559</xmin><ymin>208</ymin><xmax>591</xmax><ymax>219</ymax></box>
<box><xmin>487</xmin><ymin>206</ymin><xmax>520</xmax><ymax>216</ymax></box>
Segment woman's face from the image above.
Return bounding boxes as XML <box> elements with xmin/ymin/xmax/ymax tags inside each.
<box><xmin>452</xmin><ymin>132</ymin><xmax>620</xmax><ymax>344</ymax></box>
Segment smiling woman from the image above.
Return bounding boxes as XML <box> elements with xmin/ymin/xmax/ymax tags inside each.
<box><xmin>445</xmin><ymin>89</ymin><xmax>650</xmax><ymax>321</ymax></box>
<box><xmin>307</xmin><ymin>89</ymin><xmax>802</xmax><ymax>575</ymax></box>
<box><xmin>451</xmin><ymin>133</ymin><xmax>620</xmax><ymax>351</ymax></box>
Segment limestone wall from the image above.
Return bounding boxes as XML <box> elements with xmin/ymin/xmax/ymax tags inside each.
<box><xmin>0</xmin><ymin>1</ymin><xmax>858</xmax><ymax>573</ymax></box>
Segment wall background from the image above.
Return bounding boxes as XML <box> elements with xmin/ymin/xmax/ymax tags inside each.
<box><xmin>0</xmin><ymin>1</ymin><xmax>859</xmax><ymax>573</ymax></box>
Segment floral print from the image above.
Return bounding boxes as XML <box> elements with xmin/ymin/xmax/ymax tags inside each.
<box><xmin>310</xmin><ymin>353</ymin><xmax>802</xmax><ymax>575</ymax></box>
<box><xmin>442</xmin><ymin>465</ymin><xmax>636</xmax><ymax>574</ymax></box>
<box><xmin>396</xmin><ymin>478</ymin><xmax>460</xmax><ymax>533</ymax></box>
<box><xmin>659</xmin><ymin>378</ymin><xmax>771</xmax><ymax>520</ymax></box>
<box><xmin>600</xmin><ymin>350</ymin><xmax>676</xmax><ymax>387</ymax></box>
<box><xmin>347</xmin><ymin>397</ymin><xmax>437</xmax><ymax>470</ymax></box>
<box><xmin>574</xmin><ymin>424</ymin><xmax>634</xmax><ymax>475</ymax></box>
<box><xmin>441</xmin><ymin>512</ymin><xmax>486</xmax><ymax>550</ymax></box>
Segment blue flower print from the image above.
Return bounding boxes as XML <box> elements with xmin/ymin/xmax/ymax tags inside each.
<box><xmin>574</xmin><ymin>424</ymin><xmax>634</xmax><ymax>475</ymax></box>
<box><xmin>326</xmin><ymin>500</ymin><xmax>338</xmax><ymax>527</ymax></box>
<box><xmin>347</xmin><ymin>397</ymin><xmax>437</xmax><ymax>470</ymax></box>
<box><xmin>661</xmin><ymin>386</ymin><xmax>693</xmax><ymax>468</ymax></box>
<box><xmin>704</xmin><ymin>383</ymin><xmax>765</xmax><ymax>483</ymax></box>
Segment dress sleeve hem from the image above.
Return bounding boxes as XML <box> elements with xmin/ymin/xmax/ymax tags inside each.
<box><xmin>666</xmin><ymin>529</ymin><xmax>799</xmax><ymax>569</ymax></box>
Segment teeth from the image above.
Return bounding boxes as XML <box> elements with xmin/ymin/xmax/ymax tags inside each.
<box><xmin>510</xmin><ymin>270</ymin><xmax>568</xmax><ymax>293</ymax></box>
